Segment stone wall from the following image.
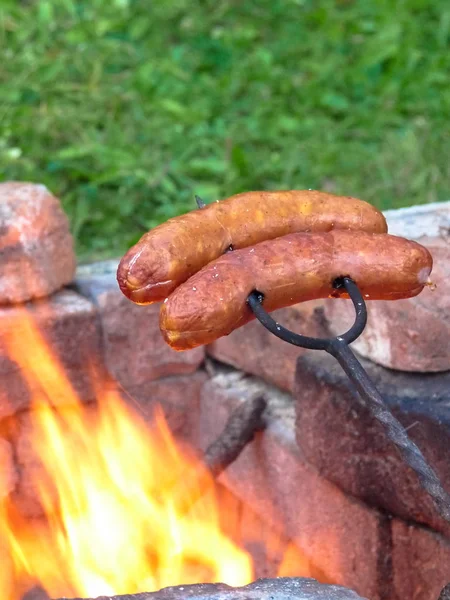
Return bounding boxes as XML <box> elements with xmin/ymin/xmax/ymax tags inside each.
<box><xmin>0</xmin><ymin>183</ymin><xmax>449</xmax><ymax>600</ymax></box>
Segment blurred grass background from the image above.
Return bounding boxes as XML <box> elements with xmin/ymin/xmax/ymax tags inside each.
<box><xmin>1</xmin><ymin>0</ymin><xmax>449</xmax><ymax>260</ymax></box>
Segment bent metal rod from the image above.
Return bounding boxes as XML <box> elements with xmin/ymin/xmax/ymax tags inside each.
<box><xmin>247</xmin><ymin>276</ymin><xmax>450</xmax><ymax>525</ymax></box>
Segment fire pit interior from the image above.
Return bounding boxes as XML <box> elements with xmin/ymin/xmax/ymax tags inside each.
<box><xmin>1</xmin><ymin>182</ymin><xmax>450</xmax><ymax>600</ymax></box>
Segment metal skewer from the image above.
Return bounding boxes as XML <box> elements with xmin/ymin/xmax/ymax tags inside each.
<box><xmin>195</xmin><ymin>195</ymin><xmax>207</xmax><ymax>209</ymax></box>
<box><xmin>247</xmin><ymin>277</ymin><xmax>450</xmax><ymax>524</ymax></box>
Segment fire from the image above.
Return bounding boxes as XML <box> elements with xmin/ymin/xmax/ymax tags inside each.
<box><xmin>0</xmin><ymin>309</ymin><xmax>254</xmax><ymax>598</ymax></box>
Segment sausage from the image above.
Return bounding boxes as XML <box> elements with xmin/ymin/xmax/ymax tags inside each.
<box><xmin>160</xmin><ymin>230</ymin><xmax>433</xmax><ymax>351</ymax></box>
<box><xmin>117</xmin><ymin>190</ymin><xmax>387</xmax><ymax>305</ymax></box>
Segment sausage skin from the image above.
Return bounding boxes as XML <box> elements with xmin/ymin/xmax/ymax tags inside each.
<box><xmin>117</xmin><ymin>190</ymin><xmax>387</xmax><ymax>305</ymax></box>
<box><xmin>160</xmin><ymin>231</ymin><xmax>433</xmax><ymax>351</ymax></box>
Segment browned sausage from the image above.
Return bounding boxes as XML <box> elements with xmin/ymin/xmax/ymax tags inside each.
<box><xmin>160</xmin><ymin>231</ymin><xmax>432</xmax><ymax>351</ymax></box>
<box><xmin>117</xmin><ymin>190</ymin><xmax>387</xmax><ymax>305</ymax></box>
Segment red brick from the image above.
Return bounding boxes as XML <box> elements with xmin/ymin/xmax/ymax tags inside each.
<box><xmin>0</xmin><ymin>182</ymin><xmax>76</xmax><ymax>304</ymax></box>
<box><xmin>207</xmin><ymin>301</ymin><xmax>328</xmax><ymax>392</ymax></box>
<box><xmin>325</xmin><ymin>202</ymin><xmax>450</xmax><ymax>372</ymax></box>
<box><xmin>0</xmin><ymin>290</ymin><xmax>102</xmax><ymax>419</ymax></box>
<box><xmin>75</xmin><ymin>261</ymin><xmax>204</xmax><ymax>389</ymax></box>
<box><xmin>196</xmin><ymin>369</ymin><xmax>389</xmax><ymax>600</ymax></box>
<box><xmin>392</xmin><ymin>519</ymin><xmax>450</xmax><ymax>600</ymax></box>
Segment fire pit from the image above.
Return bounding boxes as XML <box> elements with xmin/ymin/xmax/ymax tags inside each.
<box><xmin>1</xmin><ymin>183</ymin><xmax>450</xmax><ymax>600</ymax></box>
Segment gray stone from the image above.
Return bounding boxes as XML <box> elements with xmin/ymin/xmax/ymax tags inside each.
<box><xmin>0</xmin><ymin>182</ymin><xmax>76</xmax><ymax>304</ymax></box>
<box><xmin>75</xmin><ymin>259</ymin><xmax>123</xmax><ymax>297</ymax></box>
<box><xmin>207</xmin><ymin>301</ymin><xmax>328</xmax><ymax>393</ymax></box>
<box><xmin>0</xmin><ymin>290</ymin><xmax>102</xmax><ymax>419</ymax></box>
<box><xmin>294</xmin><ymin>351</ymin><xmax>450</xmax><ymax>538</ymax></box>
<box><xmin>197</xmin><ymin>369</ymin><xmax>388</xmax><ymax>600</ymax></box>
<box><xmin>63</xmin><ymin>577</ymin><xmax>366</xmax><ymax>600</ymax></box>
<box><xmin>383</xmin><ymin>200</ymin><xmax>450</xmax><ymax>239</ymax></box>
<box><xmin>74</xmin><ymin>261</ymin><xmax>204</xmax><ymax>390</ymax></box>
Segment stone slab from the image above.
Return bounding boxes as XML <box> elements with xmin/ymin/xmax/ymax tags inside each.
<box><xmin>294</xmin><ymin>351</ymin><xmax>450</xmax><ymax>538</ymax></box>
<box><xmin>62</xmin><ymin>578</ymin><xmax>367</xmax><ymax>600</ymax></box>
<box><xmin>383</xmin><ymin>201</ymin><xmax>450</xmax><ymax>239</ymax></box>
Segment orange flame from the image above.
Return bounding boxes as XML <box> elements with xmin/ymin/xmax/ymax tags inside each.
<box><xmin>0</xmin><ymin>310</ymin><xmax>254</xmax><ymax>598</ymax></box>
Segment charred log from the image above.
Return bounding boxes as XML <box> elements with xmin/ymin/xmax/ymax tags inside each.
<box><xmin>203</xmin><ymin>394</ymin><xmax>266</xmax><ymax>478</ymax></box>
<box><xmin>168</xmin><ymin>393</ymin><xmax>266</xmax><ymax>515</ymax></box>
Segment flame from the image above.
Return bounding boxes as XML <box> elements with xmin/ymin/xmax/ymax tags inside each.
<box><xmin>0</xmin><ymin>309</ymin><xmax>255</xmax><ymax>598</ymax></box>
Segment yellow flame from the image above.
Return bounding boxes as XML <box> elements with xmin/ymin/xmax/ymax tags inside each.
<box><xmin>0</xmin><ymin>309</ymin><xmax>253</xmax><ymax>598</ymax></box>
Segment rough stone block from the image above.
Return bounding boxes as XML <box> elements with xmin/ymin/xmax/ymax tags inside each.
<box><xmin>207</xmin><ymin>301</ymin><xmax>328</xmax><ymax>392</ymax></box>
<box><xmin>0</xmin><ymin>290</ymin><xmax>102</xmax><ymax>419</ymax></box>
<box><xmin>392</xmin><ymin>519</ymin><xmax>450</xmax><ymax>600</ymax></box>
<box><xmin>0</xmin><ymin>182</ymin><xmax>76</xmax><ymax>304</ymax></box>
<box><xmin>294</xmin><ymin>351</ymin><xmax>450</xmax><ymax>538</ymax></box>
<box><xmin>197</xmin><ymin>369</ymin><xmax>389</xmax><ymax>600</ymax></box>
<box><xmin>75</xmin><ymin>261</ymin><xmax>204</xmax><ymax>389</ymax></box>
<box><xmin>325</xmin><ymin>201</ymin><xmax>450</xmax><ymax>372</ymax></box>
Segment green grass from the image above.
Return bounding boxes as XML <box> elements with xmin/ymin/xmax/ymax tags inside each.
<box><xmin>1</xmin><ymin>0</ymin><xmax>449</xmax><ymax>260</ymax></box>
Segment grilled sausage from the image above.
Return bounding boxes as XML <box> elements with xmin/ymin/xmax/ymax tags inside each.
<box><xmin>160</xmin><ymin>230</ymin><xmax>433</xmax><ymax>351</ymax></box>
<box><xmin>117</xmin><ymin>190</ymin><xmax>387</xmax><ymax>304</ymax></box>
